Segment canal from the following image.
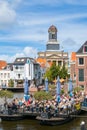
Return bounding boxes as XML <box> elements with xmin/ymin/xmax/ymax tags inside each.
<box><xmin>0</xmin><ymin>92</ymin><xmax>87</xmax><ymax>130</ymax></box>
<box><xmin>0</xmin><ymin>116</ymin><xmax>87</xmax><ymax>130</ymax></box>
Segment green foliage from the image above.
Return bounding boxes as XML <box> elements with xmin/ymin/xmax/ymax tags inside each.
<box><xmin>44</xmin><ymin>68</ymin><xmax>52</xmax><ymax>81</ymax></box>
<box><xmin>49</xmin><ymin>84</ymin><xmax>56</xmax><ymax>90</ymax></box>
<box><xmin>50</xmin><ymin>63</ymin><xmax>60</xmax><ymax>80</ymax></box>
<box><xmin>34</xmin><ymin>91</ymin><xmax>52</xmax><ymax>101</ymax></box>
<box><xmin>60</xmin><ymin>65</ymin><xmax>69</xmax><ymax>79</ymax></box>
<box><xmin>44</xmin><ymin>64</ymin><xmax>69</xmax><ymax>82</ymax></box>
<box><xmin>8</xmin><ymin>79</ymin><xmax>14</xmax><ymax>87</ymax></box>
<box><xmin>73</xmin><ymin>86</ymin><xmax>83</xmax><ymax>94</ymax></box>
<box><xmin>0</xmin><ymin>90</ymin><xmax>13</xmax><ymax>98</ymax></box>
<box><xmin>61</xmin><ymin>89</ymin><xmax>64</xmax><ymax>95</ymax></box>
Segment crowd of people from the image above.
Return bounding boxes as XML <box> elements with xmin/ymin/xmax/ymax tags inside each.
<box><xmin>0</xmin><ymin>90</ymin><xmax>85</xmax><ymax>116</ymax></box>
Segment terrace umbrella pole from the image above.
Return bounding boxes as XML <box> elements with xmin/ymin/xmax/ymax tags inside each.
<box><xmin>56</xmin><ymin>76</ymin><xmax>61</xmax><ymax>103</ymax></box>
<box><xmin>24</xmin><ymin>78</ymin><xmax>30</xmax><ymax>101</ymax></box>
<box><xmin>68</xmin><ymin>78</ymin><xmax>73</xmax><ymax>97</ymax></box>
<box><xmin>45</xmin><ymin>77</ymin><xmax>48</xmax><ymax>92</ymax></box>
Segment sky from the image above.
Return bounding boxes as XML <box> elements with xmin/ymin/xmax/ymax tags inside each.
<box><xmin>0</xmin><ymin>0</ymin><xmax>87</xmax><ymax>62</ymax></box>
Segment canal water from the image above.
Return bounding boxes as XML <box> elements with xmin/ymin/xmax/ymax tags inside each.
<box><xmin>0</xmin><ymin>92</ymin><xmax>87</xmax><ymax>130</ymax></box>
<box><xmin>0</xmin><ymin>117</ymin><xmax>87</xmax><ymax>130</ymax></box>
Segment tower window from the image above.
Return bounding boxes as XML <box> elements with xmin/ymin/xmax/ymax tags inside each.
<box><xmin>52</xmin><ymin>34</ymin><xmax>55</xmax><ymax>39</ymax></box>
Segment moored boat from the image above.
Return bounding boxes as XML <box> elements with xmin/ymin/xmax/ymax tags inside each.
<box><xmin>0</xmin><ymin>113</ymin><xmax>24</xmax><ymax>121</ymax></box>
<box><xmin>36</xmin><ymin>109</ymin><xmax>81</xmax><ymax>126</ymax></box>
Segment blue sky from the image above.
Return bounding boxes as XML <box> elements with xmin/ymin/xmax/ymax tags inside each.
<box><xmin>0</xmin><ymin>0</ymin><xmax>87</xmax><ymax>62</ymax></box>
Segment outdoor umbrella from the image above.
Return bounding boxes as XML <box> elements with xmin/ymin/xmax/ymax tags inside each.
<box><xmin>56</xmin><ymin>76</ymin><xmax>61</xmax><ymax>103</ymax></box>
<box><xmin>24</xmin><ymin>78</ymin><xmax>30</xmax><ymax>101</ymax></box>
<box><xmin>45</xmin><ymin>77</ymin><xmax>48</xmax><ymax>92</ymax></box>
<box><xmin>68</xmin><ymin>78</ymin><xmax>73</xmax><ymax>97</ymax></box>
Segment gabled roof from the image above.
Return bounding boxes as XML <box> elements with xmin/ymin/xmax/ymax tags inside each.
<box><xmin>46</xmin><ymin>54</ymin><xmax>61</xmax><ymax>59</ymax></box>
<box><xmin>13</xmin><ymin>57</ymin><xmax>35</xmax><ymax>65</ymax></box>
<box><xmin>76</xmin><ymin>41</ymin><xmax>87</xmax><ymax>53</ymax></box>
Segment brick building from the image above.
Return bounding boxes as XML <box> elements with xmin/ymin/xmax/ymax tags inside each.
<box><xmin>75</xmin><ymin>41</ymin><xmax>87</xmax><ymax>91</ymax></box>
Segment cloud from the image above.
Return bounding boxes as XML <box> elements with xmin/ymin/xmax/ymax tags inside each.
<box><xmin>17</xmin><ymin>12</ymin><xmax>87</xmax><ymax>30</ymax></box>
<box><xmin>0</xmin><ymin>46</ymin><xmax>38</xmax><ymax>62</ymax></box>
<box><xmin>23</xmin><ymin>47</ymin><xmax>38</xmax><ymax>58</ymax></box>
<box><xmin>61</xmin><ymin>38</ymin><xmax>79</xmax><ymax>52</ymax></box>
<box><xmin>0</xmin><ymin>0</ymin><xmax>17</xmax><ymax>29</ymax></box>
<box><xmin>0</xmin><ymin>0</ymin><xmax>87</xmax><ymax>63</ymax></box>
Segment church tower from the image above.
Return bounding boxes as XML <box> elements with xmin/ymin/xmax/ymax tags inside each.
<box><xmin>37</xmin><ymin>25</ymin><xmax>68</xmax><ymax>69</ymax></box>
<box><xmin>46</xmin><ymin>25</ymin><xmax>60</xmax><ymax>51</ymax></box>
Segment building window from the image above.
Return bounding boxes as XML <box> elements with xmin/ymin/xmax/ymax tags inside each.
<box><xmin>1</xmin><ymin>73</ymin><xmax>3</xmax><ymax>78</ymax></box>
<box><xmin>4</xmin><ymin>73</ymin><xmax>6</xmax><ymax>78</ymax></box>
<box><xmin>18</xmin><ymin>74</ymin><xmax>20</xmax><ymax>79</ymax></box>
<box><xmin>53</xmin><ymin>61</ymin><xmax>56</xmax><ymax>65</ymax></box>
<box><xmin>79</xmin><ymin>58</ymin><xmax>84</xmax><ymax>65</ymax></box>
<box><xmin>58</xmin><ymin>61</ymin><xmax>62</xmax><ymax>66</ymax></box>
<box><xmin>84</xmin><ymin>46</ymin><xmax>87</xmax><ymax>52</ymax></box>
<box><xmin>15</xmin><ymin>66</ymin><xmax>18</xmax><ymax>69</ymax></box>
<box><xmin>8</xmin><ymin>73</ymin><xmax>10</xmax><ymax>78</ymax></box>
<box><xmin>79</xmin><ymin>69</ymin><xmax>84</xmax><ymax>81</ymax></box>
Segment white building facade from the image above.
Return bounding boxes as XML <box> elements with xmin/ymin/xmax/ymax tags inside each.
<box><xmin>0</xmin><ymin>57</ymin><xmax>41</xmax><ymax>87</ymax></box>
<box><xmin>0</xmin><ymin>70</ymin><xmax>13</xmax><ymax>87</ymax></box>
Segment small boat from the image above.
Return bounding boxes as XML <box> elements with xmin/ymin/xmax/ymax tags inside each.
<box><xmin>0</xmin><ymin>113</ymin><xmax>24</xmax><ymax>121</ymax></box>
<box><xmin>36</xmin><ymin>114</ymin><xmax>72</xmax><ymax>125</ymax></box>
<box><xmin>0</xmin><ymin>107</ymin><xmax>24</xmax><ymax>121</ymax></box>
<box><xmin>36</xmin><ymin>110</ymin><xmax>81</xmax><ymax>126</ymax></box>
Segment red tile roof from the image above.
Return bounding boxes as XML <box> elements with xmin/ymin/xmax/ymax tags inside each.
<box><xmin>0</xmin><ymin>60</ymin><xmax>7</xmax><ymax>70</ymax></box>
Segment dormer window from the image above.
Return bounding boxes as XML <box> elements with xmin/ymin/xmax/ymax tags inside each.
<box><xmin>83</xmin><ymin>45</ymin><xmax>87</xmax><ymax>52</ymax></box>
<box><xmin>21</xmin><ymin>59</ymin><xmax>24</xmax><ymax>62</ymax></box>
<box><xmin>17</xmin><ymin>59</ymin><xmax>20</xmax><ymax>61</ymax></box>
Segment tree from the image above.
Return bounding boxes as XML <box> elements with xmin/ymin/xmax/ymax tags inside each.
<box><xmin>44</xmin><ymin>68</ymin><xmax>52</xmax><ymax>82</ymax></box>
<box><xmin>50</xmin><ymin>63</ymin><xmax>60</xmax><ymax>80</ymax></box>
<box><xmin>0</xmin><ymin>90</ymin><xmax>14</xmax><ymax>110</ymax></box>
<box><xmin>0</xmin><ymin>90</ymin><xmax>13</xmax><ymax>99</ymax></box>
<box><xmin>34</xmin><ymin>91</ymin><xmax>52</xmax><ymax>101</ymax></box>
<box><xmin>8</xmin><ymin>79</ymin><xmax>14</xmax><ymax>87</ymax></box>
<box><xmin>44</xmin><ymin>64</ymin><xmax>69</xmax><ymax>82</ymax></box>
<box><xmin>60</xmin><ymin>65</ymin><xmax>69</xmax><ymax>79</ymax></box>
